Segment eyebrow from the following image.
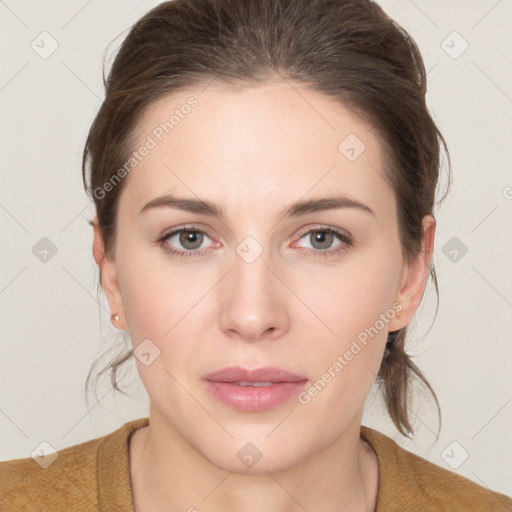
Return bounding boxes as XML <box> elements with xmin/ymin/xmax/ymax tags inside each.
<box><xmin>138</xmin><ymin>193</ymin><xmax>375</xmax><ymax>219</ymax></box>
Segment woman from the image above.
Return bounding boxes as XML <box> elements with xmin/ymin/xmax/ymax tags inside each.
<box><xmin>1</xmin><ymin>0</ymin><xmax>511</xmax><ymax>510</ymax></box>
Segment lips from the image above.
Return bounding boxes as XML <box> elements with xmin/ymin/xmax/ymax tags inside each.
<box><xmin>202</xmin><ymin>366</ymin><xmax>308</xmax><ymax>412</ymax></box>
<box><xmin>203</xmin><ymin>366</ymin><xmax>306</xmax><ymax>383</ymax></box>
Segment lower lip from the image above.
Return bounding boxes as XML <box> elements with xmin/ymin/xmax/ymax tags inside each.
<box><xmin>203</xmin><ymin>380</ymin><xmax>308</xmax><ymax>412</ymax></box>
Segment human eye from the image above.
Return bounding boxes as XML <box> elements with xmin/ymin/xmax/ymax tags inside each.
<box><xmin>156</xmin><ymin>224</ymin><xmax>352</xmax><ymax>260</ymax></box>
<box><xmin>156</xmin><ymin>225</ymin><xmax>218</xmax><ymax>259</ymax></box>
<box><xmin>294</xmin><ymin>225</ymin><xmax>353</xmax><ymax>258</ymax></box>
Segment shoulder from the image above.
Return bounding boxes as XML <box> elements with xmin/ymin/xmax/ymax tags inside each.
<box><xmin>0</xmin><ymin>434</ymin><xmax>104</xmax><ymax>512</ymax></box>
<box><xmin>360</xmin><ymin>426</ymin><xmax>512</xmax><ymax>512</ymax></box>
<box><xmin>0</xmin><ymin>417</ymin><xmax>149</xmax><ymax>512</ymax></box>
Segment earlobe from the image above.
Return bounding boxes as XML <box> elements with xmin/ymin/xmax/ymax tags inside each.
<box><xmin>388</xmin><ymin>215</ymin><xmax>436</xmax><ymax>332</ymax></box>
<box><xmin>92</xmin><ymin>216</ymin><xmax>127</xmax><ymax>330</ymax></box>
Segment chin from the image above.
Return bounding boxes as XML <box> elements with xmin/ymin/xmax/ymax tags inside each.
<box><xmin>209</xmin><ymin>448</ymin><xmax>302</xmax><ymax>475</ymax></box>
<box><xmin>195</xmin><ymin>429</ymin><xmax>312</xmax><ymax>475</ymax></box>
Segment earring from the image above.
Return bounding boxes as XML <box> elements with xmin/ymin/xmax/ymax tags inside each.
<box><xmin>111</xmin><ymin>313</ymin><xmax>120</xmax><ymax>322</ymax></box>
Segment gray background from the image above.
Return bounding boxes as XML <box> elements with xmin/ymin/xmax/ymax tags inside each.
<box><xmin>1</xmin><ymin>0</ymin><xmax>511</xmax><ymax>497</ymax></box>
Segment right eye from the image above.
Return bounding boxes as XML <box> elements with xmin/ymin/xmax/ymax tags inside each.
<box><xmin>157</xmin><ymin>226</ymin><xmax>218</xmax><ymax>259</ymax></box>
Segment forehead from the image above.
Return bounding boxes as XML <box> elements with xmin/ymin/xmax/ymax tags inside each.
<box><xmin>120</xmin><ymin>80</ymin><xmax>392</xmax><ymax>219</ymax></box>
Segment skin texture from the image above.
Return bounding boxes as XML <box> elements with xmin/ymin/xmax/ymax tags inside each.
<box><xmin>92</xmin><ymin>80</ymin><xmax>435</xmax><ymax>511</ymax></box>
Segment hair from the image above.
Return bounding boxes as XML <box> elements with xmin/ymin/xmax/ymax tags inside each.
<box><xmin>83</xmin><ymin>0</ymin><xmax>451</xmax><ymax>438</ymax></box>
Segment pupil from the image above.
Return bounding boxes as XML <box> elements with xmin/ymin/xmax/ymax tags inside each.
<box><xmin>313</xmin><ymin>231</ymin><xmax>332</xmax><ymax>249</ymax></box>
<box><xmin>180</xmin><ymin>230</ymin><xmax>202</xmax><ymax>249</ymax></box>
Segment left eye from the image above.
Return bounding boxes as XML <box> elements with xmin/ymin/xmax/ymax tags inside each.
<box><xmin>296</xmin><ymin>228</ymin><xmax>346</xmax><ymax>251</ymax></box>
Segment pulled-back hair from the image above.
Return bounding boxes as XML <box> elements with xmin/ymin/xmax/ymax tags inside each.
<box><xmin>83</xmin><ymin>0</ymin><xmax>450</xmax><ymax>438</ymax></box>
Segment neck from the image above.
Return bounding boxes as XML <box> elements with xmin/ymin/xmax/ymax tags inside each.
<box><xmin>129</xmin><ymin>406</ymin><xmax>378</xmax><ymax>512</ymax></box>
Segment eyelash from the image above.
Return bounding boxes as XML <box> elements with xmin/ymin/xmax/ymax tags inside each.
<box><xmin>156</xmin><ymin>224</ymin><xmax>353</xmax><ymax>260</ymax></box>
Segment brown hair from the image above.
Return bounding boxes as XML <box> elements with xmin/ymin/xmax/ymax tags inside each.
<box><xmin>83</xmin><ymin>0</ymin><xmax>450</xmax><ymax>438</ymax></box>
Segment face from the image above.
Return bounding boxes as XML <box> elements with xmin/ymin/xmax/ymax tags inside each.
<box><xmin>94</xmin><ymin>80</ymin><xmax>433</xmax><ymax>473</ymax></box>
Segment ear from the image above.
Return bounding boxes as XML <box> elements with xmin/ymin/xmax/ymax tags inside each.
<box><xmin>92</xmin><ymin>216</ymin><xmax>128</xmax><ymax>331</ymax></box>
<box><xmin>388</xmin><ymin>215</ymin><xmax>436</xmax><ymax>332</ymax></box>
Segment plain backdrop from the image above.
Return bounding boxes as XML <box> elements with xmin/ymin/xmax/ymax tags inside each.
<box><xmin>1</xmin><ymin>0</ymin><xmax>511</xmax><ymax>498</ymax></box>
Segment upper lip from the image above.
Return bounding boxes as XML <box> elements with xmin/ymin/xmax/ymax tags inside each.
<box><xmin>203</xmin><ymin>366</ymin><xmax>307</xmax><ymax>383</ymax></box>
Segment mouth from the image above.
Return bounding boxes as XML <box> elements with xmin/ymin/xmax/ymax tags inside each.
<box><xmin>202</xmin><ymin>366</ymin><xmax>309</xmax><ymax>412</ymax></box>
<box><xmin>230</xmin><ymin>381</ymin><xmax>279</xmax><ymax>387</ymax></box>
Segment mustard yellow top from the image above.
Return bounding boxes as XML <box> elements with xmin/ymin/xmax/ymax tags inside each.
<box><xmin>1</xmin><ymin>417</ymin><xmax>511</xmax><ymax>511</ymax></box>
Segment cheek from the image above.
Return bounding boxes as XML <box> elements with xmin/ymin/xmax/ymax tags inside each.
<box><xmin>116</xmin><ymin>245</ymin><xmax>199</xmax><ymax>343</ymax></box>
<box><xmin>295</xmin><ymin>275</ymin><xmax>395</xmax><ymax>427</ymax></box>
<box><xmin>117</xmin><ymin>258</ymin><xmax>206</xmax><ymax>400</ymax></box>
<box><xmin>295</xmin><ymin>247</ymin><xmax>402</xmax><ymax>398</ymax></box>
<box><xmin>304</xmin><ymin>250</ymin><xmax>402</xmax><ymax>340</ymax></box>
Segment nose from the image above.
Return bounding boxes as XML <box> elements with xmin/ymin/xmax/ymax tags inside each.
<box><xmin>218</xmin><ymin>242</ymin><xmax>290</xmax><ymax>343</ymax></box>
